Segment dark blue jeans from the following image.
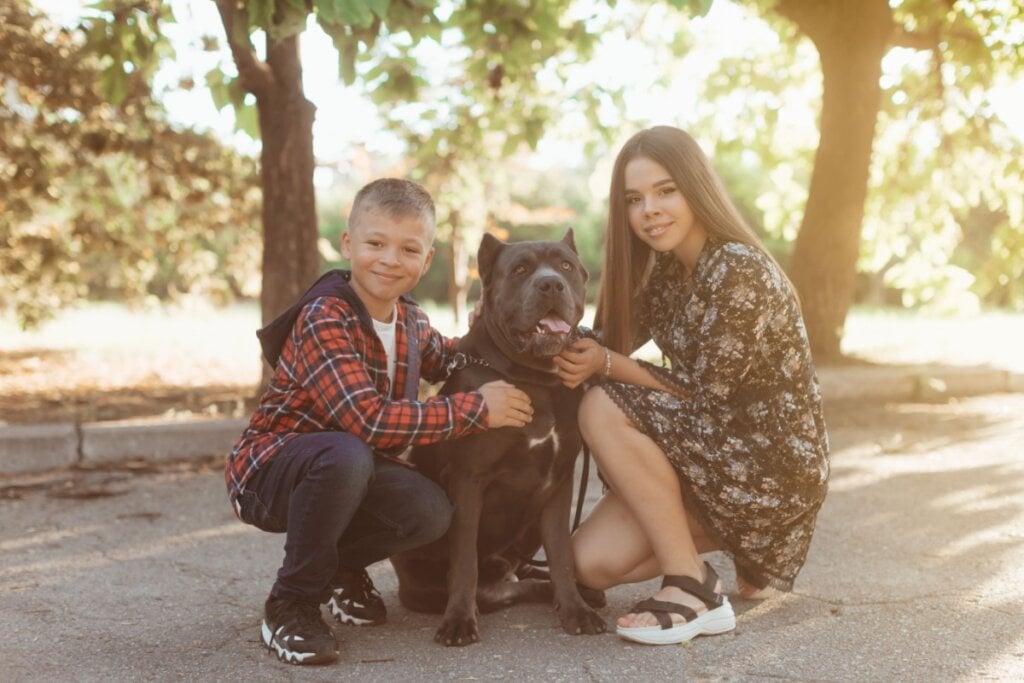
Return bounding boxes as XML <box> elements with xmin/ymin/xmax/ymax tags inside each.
<box><xmin>236</xmin><ymin>432</ymin><xmax>453</xmax><ymax>603</ymax></box>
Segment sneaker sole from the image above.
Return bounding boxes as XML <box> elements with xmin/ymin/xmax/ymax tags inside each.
<box><xmin>327</xmin><ymin>597</ymin><xmax>385</xmax><ymax>626</ymax></box>
<box><xmin>261</xmin><ymin>619</ymin><xmax>338</xmax><ymax>665</ymax></box>
<box><xmin>616</xmin><ymin>601</ymin><xmax>736</xmax><ymax>646</ymax></box>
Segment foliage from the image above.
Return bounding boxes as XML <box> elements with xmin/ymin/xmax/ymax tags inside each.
<box><xmin>82</xmin><ymin>0</ymin><xmax>714</xmax><ymax>324</ymax></box>
<box><xmin>697</xmin><ymin>0</ymin><xmax>1024</xmax><ymax>312</ymax></box>
<box><xmin>0</xmin><ymin>0</ymin><xmax>261</xmax><ymax>328</ymax></box>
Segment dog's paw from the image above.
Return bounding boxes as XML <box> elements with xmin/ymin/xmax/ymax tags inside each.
<box><xmin>559</xmin><ymin>603</ymin><xmax>607</xmax><ymax>636</ymax></box>
<box><xmin>434</xmin><ymin>615</ymin><xmax>480</xmax><ymax>647</ymax></box>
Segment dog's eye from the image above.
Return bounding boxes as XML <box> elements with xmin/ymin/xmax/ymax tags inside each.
<box><xmin>560</xmin><ymin>261</ymin><xmax>574</xmax><ymax>272</ymax></box>
<box><xmin>513</xmin><ymin>264</ymin><xmax>527</xmax><ymax>275</ymax></box>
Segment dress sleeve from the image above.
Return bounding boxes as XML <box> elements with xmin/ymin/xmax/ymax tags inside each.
<box><xmin>640</xmin><ymin>251</ymin><xmax>779</xmax><ymax>405</ymax></box>
<box><xmin>294</xmin><ymin>302</ymin><xmax>487</xmax><ymax>449</ymax></box>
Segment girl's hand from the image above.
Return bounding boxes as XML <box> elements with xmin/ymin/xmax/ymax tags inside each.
<box><xmin>553</xmin><ymin>337</ymin><xmax>606</xmax><ymax>389</ymax></box>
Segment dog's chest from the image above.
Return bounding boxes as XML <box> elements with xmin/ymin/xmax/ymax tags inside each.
<box><xmin>525</xmin><ymin>423</ymin><xmax>560</xmax><ymax>453</ymax></box>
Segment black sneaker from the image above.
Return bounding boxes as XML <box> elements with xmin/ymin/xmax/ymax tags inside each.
<box><xmin>327</xmin><ymin>567</ymin><xmax>386</xmax><ymax>626</ymax></box>
<box><xmin>261</xmin><ymin>595</ymin><xmax>338</xmax><ymax>665</ymax></box>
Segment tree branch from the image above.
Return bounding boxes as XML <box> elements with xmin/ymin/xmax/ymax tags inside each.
<box><xmin>214</xmin><ymin>0</ymin><xmax>273</xmax><ymax>99</ymax></box>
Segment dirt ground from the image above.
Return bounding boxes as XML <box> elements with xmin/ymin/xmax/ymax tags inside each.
<box><xmin>0</xmin><ymin>348</ymin><xmax>260</xmax><ymax>425</ymax></box>
<box><xmin>0</xmin><ymin>347</ymin><xmax>863</xmax><ymax>426</ymax></box>
<box><xmin>3</xmin><ymin>304</ymin><xmax>1021</xmax><ymax>426</ymax></box>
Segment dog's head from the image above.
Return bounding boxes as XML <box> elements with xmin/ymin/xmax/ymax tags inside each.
<box><xmin>477</xmin><ymin>229</ymin><xmax>589</xmax><ymax>365</ymax></box>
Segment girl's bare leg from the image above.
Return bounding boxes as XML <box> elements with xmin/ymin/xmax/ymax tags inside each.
<box><xmin>571</xmin><ymin>387</ymin><xmax>720</xmax><ymax>628</ymax></box>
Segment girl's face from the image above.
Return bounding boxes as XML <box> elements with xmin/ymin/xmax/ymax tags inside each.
<box><xmin>623</xmin><ymin>156</ymin><xmax>707</xmax><ymax>269</ymax></box>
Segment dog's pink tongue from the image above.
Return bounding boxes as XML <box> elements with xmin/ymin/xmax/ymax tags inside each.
<box><xmin>538</xmin><ymin>317</ymin><xmax>571</xmax><ymax>335</ymax></box>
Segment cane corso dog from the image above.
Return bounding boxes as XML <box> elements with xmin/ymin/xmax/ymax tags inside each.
<box><xmin>390</xmin><ymin>229</ymin><xmax>607</xmax><ymax>646</ymax></box>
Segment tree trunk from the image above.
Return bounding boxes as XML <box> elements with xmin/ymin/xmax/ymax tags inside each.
<box><xmin>253</xmin><ymin>35</ymin><xmax>317</xmax><ymax>388</ymax></box>
<box><xmin>258</xmin><ymin>35</ymin><xmax>319</xmax><ymax>327</ymax></box>
<box><xmin>212</xmin><ymin>4</ymin><xmax>319</xmax><ymax>389</ymax></box>
<box><xmin>447</xmin><ymin>211</ymin><xmax>469</xmax><ymax>325</ymax></box>
<box><xmin>777</xmin><ymin>0</ymin><xmax>893</xmax><ymax>361</ymax></box>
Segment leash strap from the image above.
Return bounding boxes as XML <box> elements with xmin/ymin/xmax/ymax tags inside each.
<box><xmin>521</xmin><ymin>444</ymin><xmax>591</xmax><ymax>568</ymax></box>
<box><xmin>573</xmin><ymin>444</ymin><xmax>590</xmax><ymax>532</ymax></box>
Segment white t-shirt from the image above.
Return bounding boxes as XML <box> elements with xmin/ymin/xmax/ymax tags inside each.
<box><xmin>372</xmin><ymin>308</ymin><xmax>398</xmax><ymax>394</ymax></box>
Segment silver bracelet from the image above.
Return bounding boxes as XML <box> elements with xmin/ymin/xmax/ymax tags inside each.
<box><xmin>603</xmin><ymin>347</ymin><xmax>612</xmax><ymax>377</ymax></box>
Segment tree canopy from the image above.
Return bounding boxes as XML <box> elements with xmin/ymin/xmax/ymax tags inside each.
<box><xmin>0</xmin><ymin>0</ymin><xmax>261</xmax><ymax>328</ymax></box>
<box><xmin>4</xmin><ymin>0</ymin><xmax>1021</xmax><ymax>360</ymax></box>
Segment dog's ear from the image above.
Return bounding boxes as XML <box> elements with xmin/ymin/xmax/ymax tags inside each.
<box><xmin>477</xmin><ymin>232</ymin><xmax>505</xmax><ymax>284</ymax></box>
<box><xmin>561</xmin><ymin>228</ymin><xmax>577</xmax><ymax>253</ymax></box>
<box><xmin>560</xmin><ymin>228</ymin><xmax>588</xmax><ymax>282</ymax></box>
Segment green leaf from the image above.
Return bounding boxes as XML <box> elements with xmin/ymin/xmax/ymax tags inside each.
<box><xmin>235</xmin><ymin>102</ymin><xmax>261</xmax><ymax>139</ymax></box>
<box><xmin>366</xmin><ymin>0</ymin><xmax>391</xmax><ymax>20</ymax></box>
<box><xmin>248</xmin><ymin>0</ymin><xmax>276</xmax><ymax>28</ymax></box>
<box><xmin>666</xmin><ymin>0</ymin><xmax>714</xmax><ymax>17</ymax></box>
<box><xmin>340</xmin><ymin>40</ymin><xmax>358</xmax><ymax>85</ymax></box>
<box><xmin>205</xmin><ymin>68</ymin><xmax>231</xmax><ymax>111</ymax></box>
<box><xmin>317</xmin><ymin>0</ymin><xmax>374</xmax><ymax>28</ymax></box>
<box><xmin>99</xmin><ymin>65</ymin><xmax>128</xmax><ymax>104</ymax></box>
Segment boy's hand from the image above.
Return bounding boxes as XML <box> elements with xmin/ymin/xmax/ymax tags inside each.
<box><xmin>553</xmin><ymin>338</ymin><xmax>604</xmax><ymax>389</ymax></box>
<box><xmin>479</xmin><ymin>380</ymin><xmax>533</xmax><ymax>428</ymax></box>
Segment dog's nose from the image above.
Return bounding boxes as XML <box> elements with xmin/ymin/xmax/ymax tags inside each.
<box><xmin>535</xmin><ymin>275</ymin><xmax>565</xmax><ymax>293</ymax></box>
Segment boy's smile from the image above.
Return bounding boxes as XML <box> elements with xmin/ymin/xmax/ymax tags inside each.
<box><xmin>342</xmin><ymin>207</ymin><xmax>435</xmax><ymax>322</ymax></box>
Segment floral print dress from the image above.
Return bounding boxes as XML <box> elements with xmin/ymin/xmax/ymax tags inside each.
<box><xmin>601</xmin><ymin>239</ymin><xmax>829</xmax><ymax>590</ymax></box>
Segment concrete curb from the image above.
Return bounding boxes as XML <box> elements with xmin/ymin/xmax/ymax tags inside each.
<box><xmin>2</xmin><ymin>366</ymin><xmax>1021</xmax><ymax>477</ymax></box>
<box><xmin>0</xmin><ymin>423</ymin><xmax>79</xmax><ymax>475</ymax></box>
<box><xmin>818</xmin><ymin>365</ymin><xmax>1023</xmax><ymax>403</ymax></box>
<box><xmin>0</xmin><ymin>417</ymin><xmax>247</xmax><ymax>476</ymax></box>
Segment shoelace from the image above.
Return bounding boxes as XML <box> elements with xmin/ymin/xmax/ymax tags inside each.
<box><xmin>281</xmin><ymin>601</ymin><xmax>327</xmax><ymax>637</ymax></box>
<box><xmin>346</xmin><ymin>570</ymin><xmax>380</xmax><ymax>604</ymax></box>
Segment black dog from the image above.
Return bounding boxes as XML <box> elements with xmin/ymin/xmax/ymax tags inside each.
<box><xmin>390</xmin><ymin>230</ymin><xmax>606</xmax><ymax>646</ymax></box>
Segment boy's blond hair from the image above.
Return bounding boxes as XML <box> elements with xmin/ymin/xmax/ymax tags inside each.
<box><xmin>349</xmin><ymin>178</ymin><xmax>436</xmax><ymax>236</ymax></box>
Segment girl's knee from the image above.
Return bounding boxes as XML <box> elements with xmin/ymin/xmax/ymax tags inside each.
<box><xmin>572</xmin><ymin>536</ymin><xmax>615</xmax><ymax>591</ymax></box>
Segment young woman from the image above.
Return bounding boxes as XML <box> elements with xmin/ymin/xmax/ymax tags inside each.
<box><xmin>553</xmin><ymin>126</ymin><xmax>829</xmax><ymax>646</ymax></box>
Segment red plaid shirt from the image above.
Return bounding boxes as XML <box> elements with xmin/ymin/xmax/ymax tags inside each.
<box><xmin>225</xmin><ymin>296</ymin><xmax>487</xmax><ymax>504</ymax></box>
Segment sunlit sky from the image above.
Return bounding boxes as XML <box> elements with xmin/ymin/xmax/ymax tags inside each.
<box><xmin>33</xmin><ymin>0</ymin><xmax>1024</xmax><ymax>187</ymax></box>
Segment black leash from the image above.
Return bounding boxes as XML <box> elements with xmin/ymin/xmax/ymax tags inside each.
<box><xmin>521</xmin><ymin>445</ymin><xmax>590</xmax><ymax>569</ymax></box>
<box><xmin>573</xmin><ymin>444</ymin><xmax>590</xmax><ymax>532</ymax></box>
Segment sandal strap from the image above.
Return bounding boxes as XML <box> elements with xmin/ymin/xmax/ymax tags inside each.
<box><xmin>630</xmin><ymin>598</ymin><xmax>699</xmax><ymax>631</ymax></box>
<box><xmin>661</xmin><ymin>562</ymin><xmax>723</xmax><ymax>609</ymax></box>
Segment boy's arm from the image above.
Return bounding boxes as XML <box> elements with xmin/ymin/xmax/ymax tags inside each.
<box><xmin>295</xmin><ymin>300</ymin><xmax>488</xmax><ymax>449</ymax></box>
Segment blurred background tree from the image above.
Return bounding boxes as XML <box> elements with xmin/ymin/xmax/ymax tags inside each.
<box><xmin>2</xmin><ymin>0</ymin><xmax>1021</xmax><ymax>363</ymax></box>
<box><xmin>758</xmin><ymin>0</ymin><xmax>1023</xmax><ymax>358</ymax></box>
<box><xmin>0</xmin><ymin>0</ymin><xmax>261</xmax><ymax>329</ymax></box>
<box><xmin>75</xmin><ymin>0</ymin><xmax>707</xmax><ymax>329</ymax></box>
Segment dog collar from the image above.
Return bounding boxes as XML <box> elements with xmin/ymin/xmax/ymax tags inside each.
<box><xmin>444</xmin><ymin>351</ymin><xmax>491</xmax><ymax>377</ymax></box>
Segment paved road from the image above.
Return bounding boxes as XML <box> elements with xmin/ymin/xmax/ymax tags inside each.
<box><xmin>3</xmin><ymin>394</ymin><xmax>1024</xmax><ymax>681</ymax></box>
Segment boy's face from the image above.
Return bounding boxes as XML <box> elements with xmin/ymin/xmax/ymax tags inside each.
<box><xmin>342</xmin><ymin>207</ymin><xmax>435</xmax><ymax>322</ymax></box>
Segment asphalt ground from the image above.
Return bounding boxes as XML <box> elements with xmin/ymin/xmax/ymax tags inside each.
<box><xmin>2</xmin><ymin>393</ymin><xmax>1024</xmax><ymax>681</ymax></box>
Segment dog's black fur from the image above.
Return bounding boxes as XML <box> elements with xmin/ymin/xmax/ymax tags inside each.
<box><xmin>390</xmin><ymin>230</ymin><xmax>606</xmax><ymax>646</ymax></box>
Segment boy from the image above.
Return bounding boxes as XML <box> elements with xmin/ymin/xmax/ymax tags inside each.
<box><xmin>225</xmin><ymin>178</ymin><xmax>533</xmax><ymax>665</ymax></box>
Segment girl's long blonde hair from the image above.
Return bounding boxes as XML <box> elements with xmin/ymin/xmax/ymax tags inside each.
<box><xmin>595</xmin><ymin>126</ymin><xmax>792</xmax><ymax>354</ymax></box>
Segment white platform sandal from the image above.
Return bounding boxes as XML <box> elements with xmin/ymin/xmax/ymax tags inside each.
<box><xmin>616</xmin><ymin>562</ymin><xmax>736</xmax><ymax>645</ymax></box>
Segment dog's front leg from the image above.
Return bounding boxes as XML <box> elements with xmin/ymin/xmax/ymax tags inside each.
<box><xmin>539</xmin><ymin>474</ymin><xmax>607</xmax><ymax>635</ymax></box>
<box><xmin>436</xmin><ymin>468</ymin><xmax>484</xmax><ymax>646</ymax></box>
